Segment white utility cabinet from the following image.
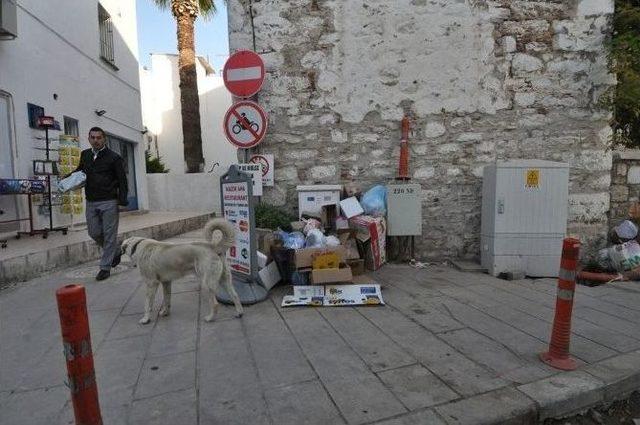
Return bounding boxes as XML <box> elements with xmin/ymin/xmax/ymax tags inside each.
<box><xmin>481</xmin><ymin>160</ymin><xmax>569</xmax><ymax>277</ymax></box>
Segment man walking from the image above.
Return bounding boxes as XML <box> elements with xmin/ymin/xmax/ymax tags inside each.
<box><xmin>73</xmin><ymin>127</ymin><xmax>128</xmax><ymax>280</ymax></box>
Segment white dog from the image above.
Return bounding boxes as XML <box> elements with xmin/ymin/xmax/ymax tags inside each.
<box><xmin>121</xmin><ymin>218</ymin><xmax>244</xmax><ymax>324</ymax></box>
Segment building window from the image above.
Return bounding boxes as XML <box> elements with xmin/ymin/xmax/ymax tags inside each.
<box><xmin>63</xmin><ymin>116</ymin><xmax>79</xmax><ymax>137</ymax></box>
<box><xmin>98</xmin><ymin>4</ymin><xmax>116</xmax><ymax>68</ymax></box>
<box><xmin>27</xmin><ymin>103</ymin><xmax>44</xmax><ymax>128</ymax></box>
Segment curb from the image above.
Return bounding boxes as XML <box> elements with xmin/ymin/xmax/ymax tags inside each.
<box><xmin>0</xmin><ymin>213</ymin><xmax>210</xmax><ymax>287</ymax></box>
<box><xmin>374</xmin><ymin>350</ymin><xmax>640</xmax><ymax>425</ymax></box>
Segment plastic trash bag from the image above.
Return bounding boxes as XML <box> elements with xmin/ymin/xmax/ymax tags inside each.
<box><xmin>598</xmin><ymin>240</ymin><xmax>640</xmax><ymax>272</ymax></box>
<box><xmin>302</xmin><ymin>218</ymin><xmax>322</xmax><ymax>235</ymax></box>
<box><xmin>361</xmin><ymin>185</ymin><xmax>387</xmax><ymax>217</ymax></box>
<box><xmin>325</xmin><ymin>235</ymin><xmax>341</xmax><ymax>247</ymax></box>
<box><xmin>614</xmin><ymin>220</ymin><xmax>638</xmax><ymax>241</ymax></box>
<box><xmin>276</xmin><ymin>230</ymin><xmax>306</xmax><ymax>249</ymax></box>
<box><xmin>58</xmin><ymin>171</ymin><xmax>86</xmax><ymax>193</ymax></box>
<box><xmin>305</xmin><ymin>229</ymin><xmax>326</xmax><ymax>248</ymax></box>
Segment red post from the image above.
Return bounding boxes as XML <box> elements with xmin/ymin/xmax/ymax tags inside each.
<box><xmin>540</xmin><ymin>238</ymin><xmax>581</xmax><ymax>370</ymax></box>
<box><xmin>56</xmin><ymin>284</ymin><xmax>103</xmax><ymax>425</ymax></box>
<box><xmin>398</xmin><ymin>116</ymin><xmax>410</xmax><ymax>179</ymax></box>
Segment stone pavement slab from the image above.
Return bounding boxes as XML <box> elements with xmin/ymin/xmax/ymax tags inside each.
<box><xmin>434</xmin><ymin>387</ymin><xmax>537</xmax><ymax>425</ymax></box>
<box><xmin>264</xmin><ymin>379</ymin><xmax>346</xmax><ymax>425</ymax></box>
<box><xmin>376</xmin><ymin>364</ymin><xmax>458</xmax><ymax>410</ymax></box>
<box><xmin>518</xmin><ymin>371</ymin><xmax>605</xmax><ymax>420</ymax></box>
<box><xmin>3</xmin><ymin>242</ymin><xmax>640</xmax><ymax>425</ymax></box>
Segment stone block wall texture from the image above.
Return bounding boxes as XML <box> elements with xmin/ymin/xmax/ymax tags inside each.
<box><xmin>610</xmin><ymin>152</ymin><xmax>640</xmax><ymax>228</ymax></box>
<box><xmin>228</xmin><ymin>0</ymin><xmax>615</xmax><ymax>259</ymax></box>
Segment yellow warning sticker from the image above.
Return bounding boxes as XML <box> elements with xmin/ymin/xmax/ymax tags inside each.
<box><xmin>526</xmin><ymin>169</ymin><xmax>540</xmax><ymax>188</ymax></box>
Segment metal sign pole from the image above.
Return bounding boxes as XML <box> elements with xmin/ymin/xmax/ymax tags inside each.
<box><xmin>217</xmin><ymin>165</ymin><xmax>267</xmax><ymax>305</ymax></box>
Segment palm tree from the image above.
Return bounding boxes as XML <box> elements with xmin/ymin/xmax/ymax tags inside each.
<box><xmin>151</xmin><ymin>0</ymin><xmax>217</xmax><ymax>173</ymax></box>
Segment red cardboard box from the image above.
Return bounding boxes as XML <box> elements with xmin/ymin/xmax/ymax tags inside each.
<box><xmin>350</xmin><ymin>216</ymin><xmax>386</xmax><ymax>270</ymax></box>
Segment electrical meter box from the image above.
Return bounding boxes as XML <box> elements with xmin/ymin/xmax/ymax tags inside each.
<box><xmin>386</xmin><ymin>183</ymin><xmax>422</xmax><ymax>236</ymax></box>
<box><xmin>481</xmin><ymin>160</ymin><xmax>569</xmax><ymax>277</ymax></box>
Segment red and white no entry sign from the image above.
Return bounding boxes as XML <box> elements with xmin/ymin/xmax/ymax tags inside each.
<box><xmin>223</xmin><ymin>50</ymin><xmax>265</xmax><ymax>98</ymax></box>
<box><xmin>223</xmin><ymin>101</ymin><xmax>268</xmax><ymax>149</ymax></box>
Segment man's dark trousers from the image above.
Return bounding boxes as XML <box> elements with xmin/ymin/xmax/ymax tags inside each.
<box><xmin>86</xmin><ymin>199</ymin><xmax>119</xmax><ymax>271</ymax></box>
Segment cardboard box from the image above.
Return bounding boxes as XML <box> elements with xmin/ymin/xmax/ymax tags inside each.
<box><xmin>320</xmin><ymin>204</ymin><xmax>338</xmax><ymax>231</ymax></box>
<box><xmin>338</xmin><ymin>229</ymin><xmax>360</xmax><ymax>260</ymax></box>
<box><xmin>350</xmin><ymin>216</ymin><xmax>386</xmax><ymax>270</ymax></box>
<box><xmin>336</xmin><ymin>217</ymin><xmax>350</xmax><ymax>230</ymax></box>
<box><xmin>339</xmin><ymin>197</ymin><xmax>364</xmax><ymax>219</ymax></box>
<box><xmin>258</xmin><ymin>261</ymin><xmax>281</xmax><ymax>291</ymax></box>
<box><xmin>282</xmin><ymin>284</ymin><xmax>384</xmax><ymax>307</ymax></box>
<box><xmin>295</xmin><ymin>246</ymin><xmax>346</xmax><ymax>269</ymax></box>
<box><xmin>346</xmin><ymin>258</ymin><xmax>365</xmax><ymax>276</ymax></box>
<box><xmin>311</xmin><ymin>263</ymin><xmax>353</xmax><ymax>284</ymax></box>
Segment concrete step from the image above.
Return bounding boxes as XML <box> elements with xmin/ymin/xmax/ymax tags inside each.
<box><xmin>0</xmin><ymin>211</ymin><xmax>211</xmax><ymax>287</ymax></box>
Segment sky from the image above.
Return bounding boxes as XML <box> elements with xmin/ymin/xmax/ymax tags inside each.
<box><xmin>136</xmin><ymin>0</ymin><xmax>230</xmax><ymax>73</ymax></box>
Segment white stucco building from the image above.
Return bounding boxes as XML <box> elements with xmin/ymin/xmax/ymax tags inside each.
<box><xmin>140</xmin><ymin>53</ymin><xmax>236</xmax><ymax>213</ymax></box>
<box><xmin>0</xmin><ymin>0</ymin><xmax>147</xmax><ymax>236</ymax></box>
<box><xmin>140</xmin><ymin>53</ymin><xmax>236</xmax><ymax>174</ymax></box>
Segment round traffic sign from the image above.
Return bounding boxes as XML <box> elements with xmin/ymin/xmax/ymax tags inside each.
<box><xmin>248</xmin><ymin>155</ymin><xmax>269</xmax><ymax>177</ymax></box>
<box><xmin>223</xmin><ymin>101</ymin><xmax>268</xmax><ymax>149</ymax></box>
<box><xmin>223</xmin><ymin>50</ymin><xmax>265</xmax><ymax>98</ymax></box>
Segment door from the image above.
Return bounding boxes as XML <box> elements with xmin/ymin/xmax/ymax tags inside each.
<box><xmin>0</xmin><ymin>92</ymin><xmax>19</xmax><ymax>235</ymax></box>
<box><xmin>107</xmin><ymin>135</ymin><xmax>138</xmax><ymax>210</ymax></box>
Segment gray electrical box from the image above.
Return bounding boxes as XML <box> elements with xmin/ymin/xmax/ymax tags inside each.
<box><xmin>0</xmin><ymin>0</ymin><xmax>18</xmax><ymax>40</ymax></box>
<box><xmin>386</xmin><ymin>183</ymin><xmax>422</xmax><ymax>236</ymax></box>
<box><xmin>481</xmin><ymin>160</ymin><xmax>569</xmax><ymax>277</ymax></box>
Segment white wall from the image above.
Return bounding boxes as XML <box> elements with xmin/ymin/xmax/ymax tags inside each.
<box><xmin>0</xmin><ymin>0</ymin><xmax>147</xmax><ymax>231</ymax></box>
<box><xmin>141</xmin><ymin>53</ymin><xmax>237</xmax><ymax>174</ymax></box>
<box><xmin>147</xmin><ymin>172</ymin><xmax>223</xmax><ymax>213</ymax></box>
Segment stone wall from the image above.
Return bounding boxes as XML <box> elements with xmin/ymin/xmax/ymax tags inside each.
<box><xmin>228</xmin><ymin>0</ymin><xmax>616</xmax><ymax>259</ymax></box>
<box><xmin>610</xmin><ymin>151</ymin><xmax>640</xmax><ymax>228</ymax></box>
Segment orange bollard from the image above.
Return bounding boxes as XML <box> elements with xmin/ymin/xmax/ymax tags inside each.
<box><xmin>56</xmin><ymin>284</ymin><xmax>103</xmax><ymax>425</ymax></box>
<box><xmin>398</xmin><ymin>117</ymin><xmax>410</xmax><ymax>179</ymax></box>
<box><xmin>540</xmin><ymin>238</ymin><xmax>581</xmax><ymax>371</ymax></box>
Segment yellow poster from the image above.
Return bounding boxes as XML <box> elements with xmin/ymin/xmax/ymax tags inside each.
<box><xmin>526</xmin><ymin>169</ymin><xmax>540</xmax><ymax>188</ymax></box>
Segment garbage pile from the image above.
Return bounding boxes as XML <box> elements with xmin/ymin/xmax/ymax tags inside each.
<box><xmin>581</xmin><ymin>207</ymin><xmax>640</xmax><ymax>284</ymax></box>
<box><xmin>256</xmin><ymin>183</ymin><xmax>389</xmax><ymax>307</ymax></box>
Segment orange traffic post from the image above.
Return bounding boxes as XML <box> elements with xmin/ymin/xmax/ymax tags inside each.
<box><xmin>398</xmin><ymin>116</ymin><xmax>410</xmax><ymax>179</ymax></box>
<box><xmin>540</xmin><ymin>238</ymin><xmax>581</xmax><ymax>371</ymax></box>
<box><xmin>56</xmin><ymin>284</ymin><xmax>103</xmax><ymax>425</ymax></box>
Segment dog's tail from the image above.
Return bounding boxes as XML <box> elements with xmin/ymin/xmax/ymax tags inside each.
<box><xmin>204</xmin><ymin>218</ymin><xmax>236</xmax><ymax>252</ymax></box>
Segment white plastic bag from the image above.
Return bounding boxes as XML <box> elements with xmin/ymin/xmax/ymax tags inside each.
<box><xmin>305</xmin><ymin>229</ymin><xmax>326</xmax><ymax>248</ymax></box>
<box><xmin>599</xmin><ymin>240</ymin><xmax>640</xmax><ymax>271</ymax></box>
<box><xmin>58</xmin><ymin>171</ymin><xmax>86</xmax><ymax>193</ymax></box>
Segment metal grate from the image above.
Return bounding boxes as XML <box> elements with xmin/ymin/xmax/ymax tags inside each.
<box><xmin>98</xmin><ymin>4</ymin><xmax>115</xmax><ymax>66</ymax></box>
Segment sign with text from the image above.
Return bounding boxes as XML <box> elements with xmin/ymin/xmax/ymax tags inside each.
<box><xmin>235</xmin><ymin>163</ymin><xmax>263</xmax><ymax>196</ymax></box>
<box><xmin>222</xmin><ymin>181</ymin><xmax>251</xmax><ymax>275</ymax></box>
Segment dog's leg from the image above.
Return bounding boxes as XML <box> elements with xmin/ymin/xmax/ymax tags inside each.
<box><xmin>203</xmin><ymin>268</ymin><xmax>222</xmax><ymax>322</ymax></box>
<box><xmin>159</xmin><ymin>281</ymin><xmax>172</xmax><ymax>317</ymax></box>
<box><xmin>140</xmin><ymin>280</ymin><xmax>159</xmax><ymax>325</ymax></box>
<box><xmin>223</xmin><ymin>265</ymin><xmax>244</xmax><ymax>318</ymax></box>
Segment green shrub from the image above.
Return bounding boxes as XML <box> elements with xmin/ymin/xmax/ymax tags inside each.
<box><xmin>602</xmin><ymin>0</ymin><xmax>640</xmax><ymax>147</ymax></box>
<box><xmin>255</xmin><ymin>203</ymin><xmax>294</xmax><ymax>231</ymax></box>
<box><xmin>145</xmin><ymin>151</ymin><xmax>169</xmax><ymax>173</ymax></box>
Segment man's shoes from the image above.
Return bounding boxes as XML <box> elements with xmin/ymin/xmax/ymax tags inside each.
<box><xmin>111</xmin><ymin>253</ymin><xmax>121</xmax><ymax>268</ymax></box>
<box><xmin>96</xmin><ymin>270</ymin><xmax>110</xmax><ymax>281</ymax></box>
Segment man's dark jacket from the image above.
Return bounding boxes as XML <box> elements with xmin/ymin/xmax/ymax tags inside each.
<box><xmin>74</xmin><ymin>148</ymin><xmax>128</xmax><ymax>205</ymax></box>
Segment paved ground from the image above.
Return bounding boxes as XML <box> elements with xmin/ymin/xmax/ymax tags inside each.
<box><xmin>2</xmin><ymin>230</ymin><xmax>640</xmax><ymax>424</ymax></box>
